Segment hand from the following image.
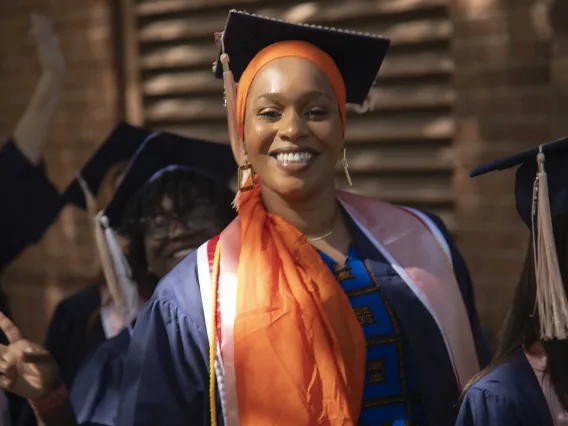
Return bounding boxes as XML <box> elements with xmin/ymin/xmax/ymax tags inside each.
<box><xmin>0</xmin><ymin>312</ymin><xmax>62</xmax><ymax>399</ymax></box>
<box><xmin>30</xmin><ymin>13</ymin><xmax>66</xmax><ymax>76</ymax></box>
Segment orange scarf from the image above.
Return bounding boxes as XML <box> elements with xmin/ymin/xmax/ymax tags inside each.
<box><xmin>236</xmin><ymin>40</ymin><xmax>347</xmax><ymax>140</ymax></box>
<box><xmin>233</xmin><ymin>185</ymin><xmax>366</xmax><ymax>424</ymax></box>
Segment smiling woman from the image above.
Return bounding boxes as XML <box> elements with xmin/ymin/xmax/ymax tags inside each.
<box><xmin>115</xmin><ymin>10</ymin><xmax>490</xmax><ymax>426</ymax></box>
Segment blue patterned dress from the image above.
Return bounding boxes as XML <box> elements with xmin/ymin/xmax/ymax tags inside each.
<box><xmin>320</xmin><ymin>246</ymin><xmax>427</xmax><ymax>426</ymax></box>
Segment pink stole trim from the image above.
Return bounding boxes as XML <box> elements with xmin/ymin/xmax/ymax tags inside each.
<box><xmin>197</xmin><ymin>192</ymin><xmax>480</xmax><ymax>425</ymax></box>
<box><xmin>525</xmin><ymin>345</ymin><xmax>568</xmax><ymax>425</ymax></box>
<box><xmin>337</xmin><ymin>191</ymin><xmax>479</xmax><ymax>389</ymax></box>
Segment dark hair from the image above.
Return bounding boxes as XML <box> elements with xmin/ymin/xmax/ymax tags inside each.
<box><xmin>463</xmin><ymin>214</ymin><xmax>568</xmax><ymax>410</ymax></box>
<box><xmin>118</xmin><ymin>169</ymin><xmax>236</xmax><ymax>297</ymax></box>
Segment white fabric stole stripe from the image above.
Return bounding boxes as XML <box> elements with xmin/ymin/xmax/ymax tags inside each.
<box><xmin>399</xmin><ymin>207</ymin><xmax>452</xmax><ymax>265</ymax></box>
<box><xmin>196</xmin><ymin>243</ymin><xmax>227</xmax><ymax>424</ymax></box>
<box><xmin>338</xmin><ymin>200</ymin><xmax>462</xmax><ymax>385</ymax></box>
<box><xmin>217</xmin><ymin>222</ymin><xmax>242</xmax><ymax>426</ymax></box>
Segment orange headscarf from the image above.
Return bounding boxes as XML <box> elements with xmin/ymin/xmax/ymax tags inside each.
<box><xmin>236</xmin><ymin>40</ymin><xmax>347</xmax><ymax>140</ymax></box>
<box><xmin>231</xmin><ymin>41</ymin><xmax>366</xmax><ymax>424</ymax></box>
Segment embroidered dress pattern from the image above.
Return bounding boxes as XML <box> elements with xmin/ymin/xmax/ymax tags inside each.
<box><xmin>320</xmin><ymin>246</ymin><xmax>425</xmax><ymax>426</ymax></box>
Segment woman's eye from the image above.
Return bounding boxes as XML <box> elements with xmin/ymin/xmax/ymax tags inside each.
<box><xmin>258</xmin><ymin>109</ymin><xmax>281</xmax><ymax>120</ymax></box>
<box><xmin>306</xmin><ymin>108</ymin><xmax>328</xmax><ymax>119</ymax></box>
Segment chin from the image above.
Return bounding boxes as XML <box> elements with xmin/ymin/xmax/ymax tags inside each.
<box><xmin>269</xmin><ymin>177</ymin><xmax>318</xmax><ymax>201</ymax></box>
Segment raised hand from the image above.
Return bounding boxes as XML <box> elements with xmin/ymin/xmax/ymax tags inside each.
<box><xmin>30</xmin><ymin>13</ymin><xmax>65</xmax><ymax>76</ymax></box>
<box><xmin>0</xmin><ymin>312</ymin><xmax>62</xmax><ymax>399</ymax></box>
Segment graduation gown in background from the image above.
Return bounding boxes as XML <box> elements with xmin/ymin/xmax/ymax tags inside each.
<box><xmin>456</xmin><ymin>349</ymin><xmax>557</xmax><ymax>426</ymax></box>
<box><xmin>115</xmin><ymin>212</ymin><xmax>489</xmax><ymax>426</ymax></box>
<box><xmin>17</xmin><ymin>285</ymin><xmax>106</xmax><ymax>426</ymax></box>
<box><xmin>0</xmin><ymin>139</ymin><xmax>62</xmax><ymax>269</ymax></box>
<box><xmin>69</xmin><ymin>328</ymin><xmax>131</xmax><ymax>426</ymax></box>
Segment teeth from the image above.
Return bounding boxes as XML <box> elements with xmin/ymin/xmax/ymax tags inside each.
<box><xmin>275</xmin><ymin>152</ymin><xmax>313</xmax><ymax>164</ymax></box>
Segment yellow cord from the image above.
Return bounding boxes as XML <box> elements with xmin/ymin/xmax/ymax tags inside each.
<box><xmin>209</xmin><ymin>240</ymin><xmax>221</xmax><ymax>426</ymax></box>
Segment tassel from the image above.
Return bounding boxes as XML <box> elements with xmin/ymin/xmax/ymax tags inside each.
<box><xmin>532</xmin><ymin>147</ymin><xmax>568</xmax><ymax>340</ymax></box>
<box><xmin>98</xmin><ymin>214</ymin><xmax>139</xmax><ymax>326</ymax></box>
<box><xmin>76</xmin><ymin>175</ymin><xmax>103</xmax><ymax>277</ymax></box>
<box><xmin>218</xmin><ymin>39</ymin><xmax>253</xmax><ymax>210</ymax></box>
<box><xmin>220</xmin><ymin>52</ymin><xmax>241</xmax><ymax>160</ymax></box>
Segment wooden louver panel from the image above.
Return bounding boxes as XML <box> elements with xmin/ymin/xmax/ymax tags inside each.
<box><xmin>123</xmin><ymin>0</ymin><xmax>456</xmax><ymax>229</ymax></box>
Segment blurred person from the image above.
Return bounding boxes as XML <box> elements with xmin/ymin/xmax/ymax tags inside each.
<box><xmin>0</xmin><ymin>13</ymin><xmax>65</xmax><ymax>269</ymax></box>
<box><xmin>0</xmin><ymin>14</ymin><xmax>65</xmax><ymax>425</ymax></box>
<box><xmin>42</xmin><ymin>122</ymin><xmax>150</xmax><ymax>391</ymax></box>
<box><xmin>115</xmin><ymin>11</ymin><xmax>489</xmax><ymax>426</ymax></box>
<box><xmin>457</xmin><ymin>138</ymin><xmax>568</xmax><ymax>426</ymax></box>
<box><xmin>2</xmin><ymin>133</ymin><xmax>236</xmax><ymax>426</ymax></box>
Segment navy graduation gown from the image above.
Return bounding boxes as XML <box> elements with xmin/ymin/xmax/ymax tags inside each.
<box><xmin>456</xmin><ymin>349</ymin><xmax>555</xmax><ymax>426</ymax></box>
<box><xmin>69</xmin><ymin>328</ymin><xmax>131</xmax><ymax>426</ymax></box>
<box><xmin>0</xmin><ymin>139</ymin><xmax>62</xmax><ymax>268</ymax></box>
<box><xmin>116</xmin><ymin>212</ymin><xmax>488</xmax><ymax>426</ymax></box>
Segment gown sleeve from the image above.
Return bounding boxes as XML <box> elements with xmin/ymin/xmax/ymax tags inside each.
<box><xmin>0</xmin><ymin>138</ymin><xmax>62</xmax><ymax>267</ymax></box>
<box><xmin>426</xmin><ymin>213</ymin><xmax>492</xmax><ymax>367</ymax></box>
<box><xmin>115</xmin><ymin>253</ymin><xmax>222</xmax><ymax>426</ymax></box>
<box><xmin>456</xmin><ymin>387</ymin><xmax>522</xmax><ymax>426</ymax></box>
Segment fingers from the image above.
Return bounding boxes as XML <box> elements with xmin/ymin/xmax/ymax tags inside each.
<box><xmin>0</xmin><ymin>312</ymin><xmax>22</xmax><ymax>344</ymax></box>
<box><xmin>0</xmin><ymin>346</ymin><xmax>19</xmax><ymax>391</ymax></box>
<box><xmin>22</xmin><ymin>350</ymin><xmax>53</xmax><ymax>365</ymax></box>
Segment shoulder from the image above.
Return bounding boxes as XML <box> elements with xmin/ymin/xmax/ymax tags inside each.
<box><xmin>465</xmin><ymin>351</ymin><xmax>537</xmax><ymax>409</ymax></box>
<box><xmin>52</xmin><ymin>284</ymin><xmax>101</xmax><ymax>322</ymax></box>
<box><xmin>145</xmin><ymin>245</ymin><xmax>208</xmax><ymax>332</ymax></box>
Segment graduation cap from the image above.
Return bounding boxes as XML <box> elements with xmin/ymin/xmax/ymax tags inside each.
<box><xmin>214</xmin><ymin>10</ymin><xmax>391</xmax><ymax>105</ymax></box>
<box><xmin>62</xmin><ymin>122</ymin><xmax>151</xmax><ymax>209</ymax></box>
<box><xmin>103</xmin><ymin>131</ymin><xmax>236</xmax><ymax>229</ymax></box>
<box><xmin>470</xmin><ymin>136</ymin><xmax>568</xmax><ymax>341</ymax></box>
<box><xmin>470</xmin><ymin>137</ymin><xmax>568</xmax><ymax>228</ymax></box>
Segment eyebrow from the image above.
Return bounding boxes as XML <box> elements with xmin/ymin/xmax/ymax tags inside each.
<box><xmin>253</xmin><ymin>90</ymin><xmax>333</xmax><ymax>103</ymax></box>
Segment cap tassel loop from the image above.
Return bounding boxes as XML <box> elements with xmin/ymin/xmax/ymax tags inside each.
<box><xmin>532</xmin><ymin>146</ymin><xmax>568</xmax><ymax>340</ymax></box>
<box><xmin>218</xmin><ymin>36</ymin><xmax>255</xmax><ymax>210</ymax></box>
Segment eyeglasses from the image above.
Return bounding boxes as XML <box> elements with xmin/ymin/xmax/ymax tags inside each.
<box><xmin>142</xmin><ymin>211</ymin><xmax>217</xmax><ymax>240</ymax></box>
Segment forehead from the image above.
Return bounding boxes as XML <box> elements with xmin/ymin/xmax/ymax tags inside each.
<box><xmin>248</xmin><ymin>57</ymin><xmax>335</xmax><ymax>98</ymax></box>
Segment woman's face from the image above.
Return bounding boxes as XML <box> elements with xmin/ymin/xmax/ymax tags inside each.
<box><xmin>244</xmin><ymin>57</ymin><xmax>344</xmax><ymax>200</ymax></box>
<box><xmin>143</xmin><ymin>196</ymin><xmax>222</xmax><ymax>278</ymax></box>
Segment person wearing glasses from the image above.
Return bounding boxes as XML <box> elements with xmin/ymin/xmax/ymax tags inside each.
<box><xmin>1</xmin><ymin>132</ymin><xmax>236</xmax><ymax>426</ymax></box>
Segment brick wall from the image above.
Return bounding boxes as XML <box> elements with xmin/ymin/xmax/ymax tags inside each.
<box><xmin>451</xmin><ymin>0</ymin><xmax>566</xmax><ymax>347</ymax></box>
<box><xmin>0</xmin><ymin>1</ymin><xmax>119</xmax><ymax>341</ymax></box>
<box><xmin>0</xmin><ymin>0</ymin><xmax>566</xmax><ymax>347</ymax></box>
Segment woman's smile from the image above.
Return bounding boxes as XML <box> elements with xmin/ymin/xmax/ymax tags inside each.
<box><xmin>269</xmin><ymin>147</ymin><xmax>320</xmax><ymax>173</ymax></box>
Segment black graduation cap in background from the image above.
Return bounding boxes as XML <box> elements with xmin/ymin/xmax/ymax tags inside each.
<box><xmin>103</xmin><ymin>131</ymin><xmax>236</xmax><ymax>229</ymax></box>
<box><xmin>214</xmin><ymin>10</ymin><xmax>391</xmax><ymax>105</ymax></box>
<box><xmin>62</xmin><ymin>122</ymin><xmax>151</xmax><ymax>209</ymax></box>
<box><xmin>470</xmin><ymin>136</ymin><xmax>568</xmax><ymax>228</ymax></box>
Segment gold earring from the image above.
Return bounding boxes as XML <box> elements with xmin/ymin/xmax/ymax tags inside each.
<box><xmin>238</xmin><ymin>152</ymin><xmax>256</xmax><ymax>192</ymax></box>
<box><xmin>342</xmin><ymin>148</ymin><xmax>353</xmax><ymax>188</ymax></box>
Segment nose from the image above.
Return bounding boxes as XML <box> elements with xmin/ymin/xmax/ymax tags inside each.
<box><xmin>278</xmin><ymin>109</ymin><xmax>308</xmax><ymax>141</ymax></box>
<box><xmin>170</xmin><ymin>219</ymin><xmax>190</xmax><ymax>238</ymax></box>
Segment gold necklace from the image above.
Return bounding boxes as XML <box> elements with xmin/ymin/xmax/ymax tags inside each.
<box><xmin>306</xmin><ymin>229</ymin><xmax>333</xmax><ymax>242</ymax></box>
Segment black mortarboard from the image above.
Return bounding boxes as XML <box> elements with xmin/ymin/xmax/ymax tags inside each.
<box><xmin>214</xmin><ymin>10</ymin><xmax>390</xmax><ymax>105</ymax></box>
<box><xmin>62</xmin><ymin>122</ymin><xmax>151</xmax><ymax>209</ymax></box>
<box><xmin>103</xmin><ymin>132</ymin><xmax>236</xmax><ymax>228</ymax></box>
<box><xmin>470</xmin><ymin>137</ymin><xmax>568</xmax><ymax>228</ymax></box>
